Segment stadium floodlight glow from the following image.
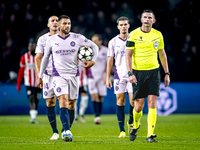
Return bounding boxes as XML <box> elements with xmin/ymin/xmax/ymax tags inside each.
<box><xmin>157</xmin><ymin>83</ymin><xmax>177</xmax><ymax>116</ymax></box>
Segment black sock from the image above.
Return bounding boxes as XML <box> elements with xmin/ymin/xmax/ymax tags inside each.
<box><xmin>47</xmin><ymin>106</ymin><xmax>58</xmax><ymax>133</ymax></box>
<box><xmin>116</xmin><ymin>105</ymin><xmax>125</xmax><ymax>132</ymax></box>
<box><xmin>93</xmin><ymin>101</ymin><xmax>99</xmax><ymax>117</ymax></box>
<box><xmin>68</xmin><ymin>109</ymin><xmax>75</xmax><ymax>127</ymax></box>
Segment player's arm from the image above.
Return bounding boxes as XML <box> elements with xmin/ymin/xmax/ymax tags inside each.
<box><xmin>35</xmin><ymin>53</ymin><xmax>43</xmax><ymax>78</ymax></box>
<box><xmin>158</xmin><ymin>49</ymin><xmax>170</xmax><ymax>87</ymax></box>
<box><xmin>35</xmin><ymin>36</ymin><xmax>45</xmax><ymax>78</ymax></box>
<box><xmin>37</xmin><ymin>46</ymin><xmax>52</xmax><ymax>89</ymax></box>
<box><xmin>106</xmin><ymin>56</ymin><xmax>113</xmax><ymax>89</ymax></box>
<box><xmin>126</xmin><ymin>37</ymin><xmax>137</xmax><ymax>84</ymax></box>
<box><xmin>17</xmin><ymin>55</ymin><xmax>25</xmax><ymax>93</ymax></box>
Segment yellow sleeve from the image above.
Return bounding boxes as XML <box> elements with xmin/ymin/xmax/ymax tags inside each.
<box><xmin>158</xmin><ymin>32</ymin><xmax>164</xmax><ymax>50</ymax></box>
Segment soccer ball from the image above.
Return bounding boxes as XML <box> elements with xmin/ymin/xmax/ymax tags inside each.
<box><xmin>78</xmin><ymin>46</ymin><xmax>93</xmax><ymax>61</ymax></box>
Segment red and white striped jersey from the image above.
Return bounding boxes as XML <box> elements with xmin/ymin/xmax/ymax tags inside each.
<box><xmin>17</xmin><ymin>52</ymin><xmax>37</xmax><ymax>89</ymax></box>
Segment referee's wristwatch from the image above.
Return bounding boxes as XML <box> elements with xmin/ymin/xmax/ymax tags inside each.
<box><xmin>128</xmin><ymin>71</ymin><xmax>134</xmax><ymax>77</ymax></box>
<box><xmin>165</xmin><ymin>72</ymin><xmax>170</xmax><ymax>76</ymax></box>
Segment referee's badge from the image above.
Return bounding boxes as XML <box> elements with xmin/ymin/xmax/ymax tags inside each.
<box><xmin>153</xmin><ymin>41</ymin><xmax>159</xmax><ymax>49</ymax></box>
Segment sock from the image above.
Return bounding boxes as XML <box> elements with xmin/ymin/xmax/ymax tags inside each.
<box><xmin>116</xmin><ymin>105</ymin><xmax>125</xmax><ymax>132</ymax></box>
<box><xmin>133</xmin><ymin>108</ymin><xmax>142</xmax><ymax>129</ymax></box>
<box><xmin>30</xmin><ymin>110</ymin><xmax>38</xmax><ymax>119</ymax></box>
<box><xmin>93</xmin><ymin>101</ymin><xmax>99</xmax><ymax>117</ymax></box>
<box><xmin>128</xmin><ymin>105</ymin><xmax>134</xmax><ymax>124</ymax></box>
<box><xmin>68</xmin><ymin>109</ymin><xmax>75</xmax><ymax>127</ymax></box>
<box><xmin>46</xmin><ymin>106</ymin><xmax>58</xmax><ymax>133</ymax></box>
<box><xmin>98</xmin><ymin>102</ymin><xmax>102</xmax><ymax>116</ymax></box>
<box><xmin>79</xmin><ymin>96</ymin><xmax>88</xmax><ymax>116</ymax></box>
<box><xmin>147</xmin><ymin>108</ymin><xmax>157</xmax><ymax>137</ymax></box>
<box><xmin>74</xmin><ymin>100</ymin><xmax>78</xmax><ymax>119</ymax></box>
<box><xmin>59</xmin><ymin>107</ymin><xmax>70</xmax><ymax>132</ymax></box>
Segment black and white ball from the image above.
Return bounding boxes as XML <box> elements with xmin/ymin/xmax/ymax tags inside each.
<box><xmin>78</xmin><ymin>46</ymin><xmax>93</xmax><ymax>61</ymax></box>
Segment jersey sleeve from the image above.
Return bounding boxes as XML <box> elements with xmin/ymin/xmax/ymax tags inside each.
<box><xmin>39</xmin><ymin>37</ymin><xmax>52</xmax><ymax>78</ymax></box>
<box><xmin>107</xmin><ymin>40</ymin><xmax>114</xmax><ymax>57</ymax></box>
<box><xmin>19</xmin><ymin>54</ymin><xmax>25</xmax><ymax>68</ymax></box>
<box><xmin>158</xmin><ymin>32</ymin><xmax>164</xmax><ymax>50</ymax></box>
<box><xmin>35</xmin><ymin>36</ymin><xmax>44</xmax><ymax>54</ymax></box>
<box><xmin>126</xmin><ymin>31</ymin><xmax>135</xmax><ymax>50</ymax></box>
<box><xmin>17</xmin><ymin>55</ymin><xmax>25</xmax><ymax>90</ymax></box>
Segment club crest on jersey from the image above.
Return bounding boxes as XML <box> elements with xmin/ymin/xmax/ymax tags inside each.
<box><xmin>153</xmin><ymin>41</ymin><xmax>159</xmax><ymax>49</ymax></box>
<box><xmin>70</xmin><ymin>41</ymin><xmax>75</xmax><ymax>47</ymax></box>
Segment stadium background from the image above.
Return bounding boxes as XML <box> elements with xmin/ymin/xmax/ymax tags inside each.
<box><xmin>0</xmin><ymin>0</ymin><xmax>199</xmax><ymax>115</ymax></box>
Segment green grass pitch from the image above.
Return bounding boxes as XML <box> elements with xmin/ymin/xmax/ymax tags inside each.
<box><xmin>0</xmin><ymin>114</ymin><xmax>200</xmax><ymax>150</ymax></box>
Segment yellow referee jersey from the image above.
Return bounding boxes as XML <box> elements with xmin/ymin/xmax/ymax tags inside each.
<box><xmin>126</xmin><ymin>27</ymin><xmax>164</xmax><ymax>70</ymax></box>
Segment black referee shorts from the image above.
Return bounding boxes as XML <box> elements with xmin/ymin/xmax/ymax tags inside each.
<box><xmin>132</xmin><ymin>68</ymin><xmax>160</xmax><ymax>100</ymax></box>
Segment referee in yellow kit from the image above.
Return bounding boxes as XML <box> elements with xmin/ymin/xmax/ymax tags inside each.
<box><xmin>126</xmin><ymin>9</ymin><xmax>170</xmax><ymax>143</ymax></box>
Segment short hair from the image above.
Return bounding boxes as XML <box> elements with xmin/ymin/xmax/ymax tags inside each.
<box><xmin>141</xmin><ymin>9</ymin><xmax>155</xmax><ymax>19</ymax></box>
<box><xmin>92</xmin><ymin>34</ymin><xmax>102</xmax><ymax>41</ymax></box>
<box><xmin>117</xmin><ymin>16</ymin><xmax>129</xmax><ymax>24</ymax></box>
<box><xmin>48</xmin><ymin>15</ymin><xmax>58</xmax><ymax>23</ymax></box>
<box><xmin>58</xmin><ymin>15</ymin><xmax>70</xmax><ymax>21</ymax></box>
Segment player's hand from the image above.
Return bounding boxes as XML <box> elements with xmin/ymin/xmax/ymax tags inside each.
<box><xmin>106</xmin><ymin>78</ymin><xmax>112</xmax><ymax>89</ymax></box>
<box><xmin>81</xmin><ymin>61</ymin><xmax>95</xmax><ymax>68</ymax></box>
<box><xmin>17</xmin><ymin>88</ymin><xmax>21</xmax><ymax>93</ymax></box>
<box><xmin>37</xmin><ymin>78</ymin><xmax>43</xmax><ymax>89</ymax></box>
<box><xmin>164</xmin><ymin>75</ymin><xmax>170</xmax><ymax>87</ymax></box>
<box><xmin>129</xmin><ymin>75</ymin><xmax>137</xmax><ymax>84</ymax></box>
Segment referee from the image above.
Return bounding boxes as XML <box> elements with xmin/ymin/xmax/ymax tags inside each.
<box><xmin>126</xmin><ymin>9</ymin><xmax>170</xmax><ymax>143</ymax></box>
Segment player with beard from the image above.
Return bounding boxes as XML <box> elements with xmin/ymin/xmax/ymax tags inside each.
<box><xmin>35</xmin><ymin>16</ymin><xmax>60</xmax><ymax>140</ymax></box>
<box><xmin>106</xmin><ymin>17</ymin><xmax>134</xmax><ymax>138</ymax></box>
<box><xmin>17</xmin><ymin>39</ymin><xmax>41</xmax><ymax>124</ymax></box>
<box><xmin>37</xmin><ymin>15</ymin><xmax>98</xmax><ymax>142</ymax></box>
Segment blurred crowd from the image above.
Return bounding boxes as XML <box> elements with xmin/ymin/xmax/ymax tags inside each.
<box><xmin>0</xmin><ymin>0</ymin><xmax>199</xmax><ymax>83</ymax></box>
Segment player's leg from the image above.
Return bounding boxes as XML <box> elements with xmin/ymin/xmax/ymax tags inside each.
<box><xmin>88</xmin><ymin>79</ymin><xmax>100</xmax><ymax>122</ymax></box>
<box><xmin>43</xmin><ymin>74</ymin><xmax>59</xmax><ymax>139</ymax></box>
<box><xmin>93</xmin><ymin>80</ymin><xmax>107</xmax><ymax>124</ymax></box>
<box><xmin>27</xmin><ymin>87</ymin><xmax>38</xmax><ymax>123</ymax></box>
<box><xmin>46</xmin><ymin>97</ymin><xmax>59</xmax><ymax>139</ymax></box>
<box><xmin>146</xmin><ymin>68</ymin><xmax>160</xmax><ymax>143</ymax></box>
<box><xmin>147</xmin><ymin>95</ymin><xmax>158</xmax><ymax>143</ymax></box>
<box><xmin>53</xmin><ymin>76</ymin><xmax>72</xmax><ymax>142</ymax></box>
<box><xmin>116</xmin><ymin>93</ymin><xmax>126</xmax><ymax>138</ymax></box>
<box><xmin>127</xmin><ymin>92</ymin><xmax>134</xmax><ymax>134</ymax></box>
<box><xmin>67</xmin><ymin>76</ymin><xmax>79</xmax><ymax>128</ymax></box>
<box><xmin>129</xmin><ymin>98</ymin><xmax>144</xmax><ymax>141</ymax></box>
<box><xmin>68</xmin><ymin>99</ymin><xmax>76</xmax><ymax>127</ymax></box>
<box><xmin>58</xmin><ymin>94</ymin><xmax>72</xmax><ymax>142</ymax></box>
<box><xmin>79</xmin><ymin>92</ymin><xmax>88</xmax><ymax>123</ymax></box>
<box><xmin>91</xmin><ymin>93</ymin><xmax>101</xmax><ymax>124</ymax></box>
<box><xmin>98</xmin><ymin>95</ymin><xmax>103</xmax><ymax>116</ymax></box>
<box><xmin>74</xmin><ymin>99</ymin><xmax>78</xmax><ymax>122</ymax></box>
<box><xmin>29</xmin><ymin>94</ymin><xmax>38</xmax><ymax>123</ymax></box>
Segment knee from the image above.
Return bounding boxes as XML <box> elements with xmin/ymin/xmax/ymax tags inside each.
<box><xmin>148</xmin><ymin>100</ymin><xmax>157</xmax><ymax>108</ymax></box>
<box><xmin>91</xmin><ymin>94</ymin><xmax>98</xmax><ymax>102</ymax></box>
<box><xmin>46</xmin><ymin>97</ymin><xmax>56</xmax><ymax>107</ymax></box>
<box><xmin>117</xmin><ymin>99</ymin><xmax>125</xmax><ymax>106</ymax></box>
<box><xmin>135</xmin><ymin>106</ymin><xmax>143</xmax><ymax>113</ymax></box>
<box><xmin>68</xmin><ymin>100</ymin><xmax>76</xmax><ymax>110</ymax></box>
